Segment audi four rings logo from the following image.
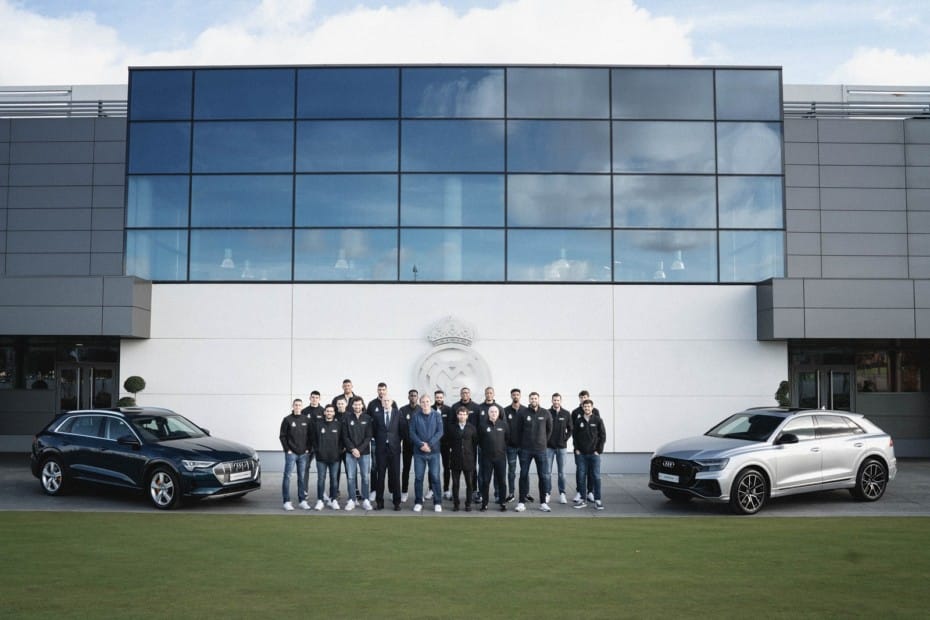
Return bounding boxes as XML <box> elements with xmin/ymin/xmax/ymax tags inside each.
<box><xmin>662</xmin><ymin>459</ymin><xmax>675</xmax><ymax>469</ymax></box>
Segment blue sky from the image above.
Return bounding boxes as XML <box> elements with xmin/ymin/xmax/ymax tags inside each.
<box><xmin>2</xmin><ymin>0</ymin><xmax>928</xmax><ymax>85</ymax></box>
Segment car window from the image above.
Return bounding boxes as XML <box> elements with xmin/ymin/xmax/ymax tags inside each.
<box><xmin>780</xmin><ymin>416</ymin><xmax>816</xmax><ymax>441</ymax></box>
<box><xmin>130</xmin><ymin>414</ymin><xmax>207</xmax><ymax>441</ymax></box>
<box><xmin>59</xmin><ymin>415</ymin><xmax>105</xmax><ymax>438</ymax></box>
<box><xmin>815</xmin><ymin>415</ymin><xmax>858</xmax><ymax>438</ymax></box>
<box><xmin>105</xmin><ymin>418</ymin><xmax>135</xmax><ymax>441</ymax></box>
<box><xmin>707</xmin><ymin>412</ymin><xmax>783</xmax><ymax>441</ymax></box>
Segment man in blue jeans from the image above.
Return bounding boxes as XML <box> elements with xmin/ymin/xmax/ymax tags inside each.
<box><xmin>342</xmin><ymin>396</ymin><xmax>373</xmax><ymax>511</ymax></box>
<box><xmin>513</xmin><ymin>391</ymin><xmax>553</xmax><ymax>513</ymax></box>
<box><xmin>572</xmin><ymin>399</ymin><xmax>607</xmax><ymax>510</ymax></box>
<box><xmin>546</xmin><ymin>393</ymin><xmax>573</xmax><ymax>505</ymax></box>
<box><xmin>409</xmin><ymin>394</ymin><xmax>444</xmax><ymax>513</ymax></box>
<box><xmin>279</xmin><ymin>398</ymin><xmax>311</xmax><ymax>511</ymax></box>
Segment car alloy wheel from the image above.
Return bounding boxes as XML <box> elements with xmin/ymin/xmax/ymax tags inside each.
<box><xmin>40</xmin><ymin>458</ymin><xmax>66</xmax><ymax>495</ymax></box>
<box><xmin>853</xmin><ymin>458</ymin><xmax>888</xmax><ymax>502</ymax></box>
<box><xmin>148</xmin><ymin>467</ymin><xmax>180</xmax><ymax>510</ymax></box>
<box><xmin>731</xmin><ymin>468</ymin><xmax>767</xmax><ymax>515</ymax></box>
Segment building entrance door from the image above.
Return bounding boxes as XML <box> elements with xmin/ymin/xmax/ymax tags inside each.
<box><xmin>57</xmin><ymin>364</ymin><xmax>118</xmax><ymax>412</ymax></box>
<box><xmin>793</xmin><ymin>366</ymin><xmax>855</xmax><ymax>411</ymax></box>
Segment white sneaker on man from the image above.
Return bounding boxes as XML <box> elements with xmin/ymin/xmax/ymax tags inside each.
<box><xmin>559</xmin><ymin>493</ymin><xmax>567</xmax><ymax>504</ymax></box>
<box><xmin>587</xmin><ymin>492</ymin><xmax>595</xmax><ymax>502</ymax></box>
<box><xmin>401</xmin><ymin>492</ymin><xmax>408</xmax><ymax>503</ymax></box>
<box><xmin>298</xmin><ymin>500</ymin><xmax>311</xmax><ymax>510</ymax></box>
<box><xmin>515</xmin><ymin>502</ymin><xmax>526</xmax><ymax>512</ymax></box>
<box><xmin>313</xmin><ymin>500</ymin><xmax>324</xmax><ymax>511</ymax></box>
<box><xmin>345</xmin><ymin>499</ymin><xmax>356</xmax><ymax>511</ymax></box>
<box><xmin>595</xmin><ymin>500</ymin><xmax>604</xmax><ymax>510</ymax></box>
<box><xmin>324</xmin><ymin>493</ymin><xmax>331</xmax><ymax>502</ymax></box>
<box><xmin>544</xmin><ymin>493</ymin><xmax>551</xmax><ymax>504</ymax></box>
<box><xmin>539</xmin><ymin>503</ymin><xmax>551</xmax><ymax>512</ymax></box>
<box><xmin>330</xmin><ymin>499</ymin><xmax>340</xmax><ymax>510</ymax></box>
<box><xmin>413</xmin><ymin>503</ymin><xmax>423</xmax><ymax>513</ymax></box>
<box><xmin>443</xmin><ymin>490</ymin><xmax>452</xmax><ymax>500</ymax></box>
<box><xmin>425</xmin><ymin>489</ymin><xmax>433</xmax><ymax>500</ymax></box>
<box><xmin>369</xmin><ymin>491</ymin><xmax>376</xmax><ymax>502</ymax></box>
<box><xmin>283</xmin><ymin>501</ymin><xmax>294</xmax><ymax>511</ymax></box>
<box><xmin>573</xmin><ymin>492</ymin><xmax>581</xmax><ymax>502</ymax></box>
<box><xmin>434</xmin><ymin>504</ymin><xmax>442</xmax><ymax>513</ymax></box>
<box><xmin>362</xmin><ymin>499</ymin><xmax>373</xmax><ymax>511</ymax></box>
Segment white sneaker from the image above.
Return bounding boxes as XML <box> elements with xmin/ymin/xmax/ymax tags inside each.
<box><xmin>369</xmin><ymin>491</ymin><xmax>376</xmax><ymax>502</ymax></box>
<box><xmin>443</xmin><ymin>490</ymin><xmax>452</xmax><ymax>500</ymax></box>
<box><xmin>330</xmin><ymin>499</ymin><xmax>340</xmax><ymax>510</ymax></box>
<box><xmin>413</xmin><ymin>503</ymin><xmax>423</xmax><ymax>513</ymax></box>
<box><xmin>573</xmin><ymin>492</ymin><xmax>581</xmax><ymax>502</ymax></box>
<box><xmin>595</xmin><ymin>500</ymin><xmax>604</xmax><ymax>510</ymax></box>
<box><xmin>425</xmin><ymin>489</ymin><xmax>433</xmax><ymax>500</ymax></box>
<box><xmin>573</xmin><ymin>501</ymin><xmax>587</xmax><ymax>509</ymax></box>
<box><xmin>313</xmin><ymin>500</ymin><xmax>324</xmax><ymax>511</ymax></box>
<box><xmin>345</xmin><ymin>499</ymin><xmax>356</xmax><ymax>511</ymax></box>
<box><xmin>540</xmin><ymin>503</ymin><xmax>551</xmax><ymax>512</ymax></box>
<box><xmin>298</xmin><ymin>500</ymin><xmax>311</xmax><ymax>510</ymax></box>
<box><xmin>401</xmin><ymin>492</ymin><xmax>408</xmax><ymax>503</ymax></box>
<box><xmin>544</xmin><ymin>493</ymin><xmax>551</xmax><ymax>504</ymax></box>
<box><xmin>324</xmin><ymin>493</ymin><xmax>331</xmax><ymax>502</ymax></box>
<box><xmin>362</xmin><ymin>499</ymin><xmax>372</xmax><ymax>511</ymax></box>
<box><xmin>559</xmin><ymin>493</ymin><xmax>567</xmax><ymax>504</ymax></box>
<box><xmin>587</xmin><ymin>492</ymin><xmax>595</xmax><ymax>502</ymax></box>
<box><xmin>283</xmin><ymin>501</ymin><xmax>294</xmax><ymax>511</ymax></box>
<box><xmin>434</xmin><ymin>504</ymin><xmax>442</xmax><ymax>513</ymax></box>
<box><xmin>515</xmin><ymin>502</ymin><xmax>526</xmax><ymax>512</ymax></box>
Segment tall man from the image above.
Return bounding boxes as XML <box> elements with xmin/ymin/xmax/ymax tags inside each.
<box><xmin>367</xmin><ymin>382</ymin><xmax>398</xmax><ymax>502</ymax></box>
<box><xmin>399</xmin><ymin>389</ymin><xmax>419</xmax><ymax>502</ymax></box>
<box><xmin>332</xmin><ymin>378</ymin><xmax>362</xmax><ymax>408</ymax></box>
<box><xmin>572</xmin><ymin>399</ymin><xmax>607</xmax><ymax>510</ymax></box>
<box><xmin>409</xmin><ymin>394</ymin><xmax>444</xmax><ymax>513</ymax></box>
<box><xmin>479</xmin><ymin>405</ymin><xmax>509</xmax><ymax>512</ymax></box>
<box><xmin>513</xmin><ymin>391</ymin><xmax>553</xmax><ymax>513</ymax></box>
<box><xmin>342</xmin><ymin>396</ymin><xmax>373</xmax><ymax>511</ymax></box>
<box><xmin>547</xmin><ymin>392</ymin><xmax>573</xmax><ymax>505</ymax></box>
<box><xmin>312</xmin><ymin>404</ymin><xmax>343</xmax><ymax>510</ymax></box>
<box><xmin>448</xmin><ymin>406</ymin><xmax>478</xmax><ymax>511</ymax></box>
<box><xmin>451</xmin><ymin>387</ymin><xmax>480</xmax><ymax>501</ymax></box>
<box><xmin>372</xmin><ymin>391</ymin><xmax>405</xmax><ymax>510</ymax></box>
<box><xmin>432</xmin><ymin>390</ymin><xmax>453</xmax><ymax>500</ymax></box>
<box><xmin>279</xmin><ymin>398</ymin><xmax>311</xmax><ymax>511</ymax></box>
<box><xmin>301</xmin><ymin>390</ymin><xmax>324</xmax><ymax>501</ymax></box>
<box><xmin>502</xmin><ymin>388</ymin><xmax>528</xmax><ymax>503</ymax></box>
<box><xmin>474</xmin><ymin>386</ymin><xmax>502</xmax><ymax>502</ymax></box>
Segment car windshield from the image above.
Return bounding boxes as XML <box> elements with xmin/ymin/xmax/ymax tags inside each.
<box><xmin>706</xmin><ymin>412</ymin><xmax>783</xmax><ymax>442</ymax></box>
<box><xmin>130</xmin><ymin>414</ymin><xmax>207</xmax><ymax>442</ymax></box>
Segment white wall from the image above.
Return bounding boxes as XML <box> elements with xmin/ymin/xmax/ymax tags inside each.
<box><xmin>120</xmin><ymin>284</ymin><xmax>787</xmax><ymax>458</ymax></box>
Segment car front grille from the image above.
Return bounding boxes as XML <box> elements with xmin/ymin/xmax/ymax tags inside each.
<box><xmin>650</xmin><ymin>456</ymin><xmax>698</xmax><ymax>487</ymax></box>
<box><xmin>212</xmin><ymin>458</ymin><xmax>260</xmax><ymax>485</ymax></box>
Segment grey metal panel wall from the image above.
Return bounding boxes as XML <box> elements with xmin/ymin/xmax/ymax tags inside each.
<box><xmin>0</xmin><ymin>117</ymin><xmax>126</xmax><ymax>278</ymax></box>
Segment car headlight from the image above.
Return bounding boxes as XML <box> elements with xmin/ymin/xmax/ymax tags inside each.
<box><xmin>695</xmin><ymin>458</ymin><xmax>729</xmax><ymax>472</ymax></box>
<box><xmin>182</xmin><ymin>459</ymin><xmax>216</xmax><ymax>471</ymax></box>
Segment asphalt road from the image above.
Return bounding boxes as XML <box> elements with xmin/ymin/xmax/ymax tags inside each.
<box><xmin>3</xmin><ymin>454</ymin><xmax>929</xmax><ymax>517</ymax></box>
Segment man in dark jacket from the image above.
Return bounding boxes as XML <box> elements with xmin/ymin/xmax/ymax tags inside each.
<box><xmin>367</xmin><ymin>382</ymin><xmax>398</xmax><ymax>503</ymax></box>
<box><xmin>279</xmin><ymin>398</ymin><xmax>310</xmax><ymax>511</ymax></box>
<box><xmin>372</xmin><ymin>392</ymin><xmax>405</xmax><ymax>510</ymax></box>
<box><xmin>547</xmin><ymin>393</ymin><xmax>573</xmax><ymax>505</ymax></box>
<box><xmin>432</xmin><ymin>390</ymin><xmax>453</xmax><ymax>500</ymax></box>
<box><xmin>572</xmin><ymin>399</ymin><xmax>607</xmax><ymax>510</ymax></box>
<box><xmin>448</xmin><ymin>406</ymin><xmax>478</xmax><ymax>511</ymax></box>
<box><xmin>479</xmin><ymin>405</ymin><xmax>509</xmax><ymax>512</ymax></box>
<box><xmin>312</xmin><ymin>404</ymin><xmax>343</xmax><ymax>510</ymax></box>
<box><xmin>502</xmin><ymin>388</ymin><xmax>528</xmax><ymax>503</ymax></box>
<box><xmin>399</xmin><ymin>389</ymin><xmax>419</xmax><ymax>503</ymax></box>
<box><xmin>571</xmin><ymin>389</ymin><xmax>601</xmax><ymax>503</ymax></box>
<box><xmin>342</xmin><ymin>396</ymin><xmax>373</xmax><ymax>511</ymax></box>
<box><xmin>301</xmin><ymin>390</ymin><xmax>324</xmax><ymax>501</ymax></box>
<box><xmin>513</xmin><ymin>391</ymin><xmax>553</xmax><ymax>513</ymax></box>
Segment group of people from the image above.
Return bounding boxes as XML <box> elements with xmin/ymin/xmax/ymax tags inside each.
<box><xmin>279</xmin><ymin>380</ymin><xmax>607</xmax><ymax>514</ymax></box>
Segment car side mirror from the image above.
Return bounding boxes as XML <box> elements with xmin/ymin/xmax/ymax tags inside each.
<box><xmin>199</xmin><ymin>427</ymin><xmax>211</xmax><ymax>436</ymax></box>
<box><xmin>117</xmin><ymin>435</ymin><xmax>141</xmax><ymax>447</ymax></box>
<box><xmin>776</xmin><ymin>433</ymin><xmax>799</xmax><ymax>445</ymax></box>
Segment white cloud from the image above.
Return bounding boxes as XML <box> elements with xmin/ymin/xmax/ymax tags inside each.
<box><xmin>0</xmin><ymin>0</ymin><xmax>698</xmax><ymax>84</ymax></box>
<box><xmin>830</xmin><ymin>47</ymin><xmax>930</xmax><ymax>85</ymax></box>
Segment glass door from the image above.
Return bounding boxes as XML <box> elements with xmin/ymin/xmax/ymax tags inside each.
<box><xmin>56</xmin><ymin>364</ymin><xmax>118</xmax><ymax>411</ymax></box>
<box><xmin>792</xmin><ymin>366</ymin><xmax>855</xmax><ymax>411</ymax></box>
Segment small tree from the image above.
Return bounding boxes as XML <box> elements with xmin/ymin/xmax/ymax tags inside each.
<box><xmin>775</xmin><ymin>380</ymin><xmax>790</xmax><ymax>407</ymax></box>
<box><xmin>123</xmin><ymin>376</ymin><xmax>146</xmax><ymax>404</ymax></box>
<box><xmin>117</xmin><ymin>396</ymin><xmax>136</xmax><ymax>407</ymax></box>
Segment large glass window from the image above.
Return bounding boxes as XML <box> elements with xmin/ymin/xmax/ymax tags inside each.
<box><xmin>507</xmin><ymin>68</ymin><xmax>608</xmax><ymax>118</ymax></box>
<box><xmin>402</xmin><ymin>120</ymin><xmax>504</xmax><ymax>172</ymax></box>
<box><xmin>719</xmin><ymin>230</ymin><xmax>784</xmax><ymax>282</ymax></box>
<box><xmin>129</xmin><ymin>70</ymin><xmax>192</xmax><ymax>120</ymax></box>
<box><xmin>401</xmin><ymin>229</ymin><xmax>504</xmax><ymax>281</ymax></box>
<box><xmin>401</xmin><ymin>174</ymin><xmax>503</xmax><ymax>226</ymax></box>
<box><xmin>296</xmin><ymin>175</ymin><xmax>397</xmax><ymax>227</ymax></box>
<box><xmin>128</xmin><ymin>122</ymin><xmax>191</xmax><ymax>174</ymax></box>
<box><xmin>718</xmin><ymin>176</ymin><xmax>784</xmax><ymax>229</ymax></box>
<box><xmin>297</xmin><ymin>121</ymin><xmax>397</xmax><ymax>172</ymax></box>
<box><xmin>508</xmin><ymin>121</ymin><xmax>610</xmax><ymax>173</ymax></box>
<box><xmin>402</xmin><ymin>68</ymin><xmax>504</xmax><ymax>118</ymax></box>
<box><xmin>612</xmin><ymin>68</ymin><xmax>714</xmax><ymax>120</ymax></box>
<box><xmin>614</xmin><ymin>230</ymin><xmax>717</xmax><ymax>282</ymax></box>
<box><xmin>507</xmin><ymin>230</ymin><xmax>611</xmax><ymax>281</ymax></box>
<box><xmin>717</xmin><ymin>122</ymin><xmax>783</xmax><ymax>174</ymax></box>
<box><xmin>191</xmin><ymin>175</ymin><xmax>292</xmax><ymax>227</ymax></box>
<box><xmin>298</xmin><ymin>68</ymin><xmax>398</xmax><ymax>118</ymax></box>
<box><xmin>716</xmin><ymin>69</ymin><xmax>782</xmax><ymax>121</ymax></box>
<box><xmin>190</xmin><ymin>230</ymin><xmax>292</xmax><ymax>281</ymax></box>
<box><xmin>126</xmin><ymin>230</ymin><xmax>188</xmax><ymax>281</ymax></box>
<box><xmin>508</xmin><ymin>175</ymin><xmax>610</xmax><ymax>227</ymax></box>
<box><xmin>193</xmin><ymin>121</ymin><xmax>293</xmax><ymax>173</ymax></box>
<box><xmin>614</xmin><ymin>175</ymin><xmax>716</xmax><ymax>228</ymax></box>
<box><xmin>194</xmin><ymin>69</ymin><xmax>295</xmax><ymax>119</ymax></box>
<box><xmin>294</xmin><ymin>229</ymin><xmax>397</xmax><ymax>280</ymax></box>
<box><xmin>126</xmin><ymin>176</ymin><xmax>189</xmax><ymax>227</ymax></box>
<box><xmin>613</xmin><ymin>121</ymin><xmax>715</xmax><ymax>173</ymax></box>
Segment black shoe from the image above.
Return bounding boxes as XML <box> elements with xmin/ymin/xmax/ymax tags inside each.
<box><xmin>465</xmin><ymin>505</ymin><xmax>472</xmax><ymax>512</ymax></box>
<box><xmin>499</xmin><ymin>504</ymin><xmax>507</xmax><ymax>512</ymax></box>
<box><xmin>480</xmin><ymin>505</ymin><xmax>488</xmax><ymax>512</ymax></box>
<box><xmin>453</xmin><ymin>504</ymin><xmax>460</xmax><ymax>512</ymax></box>
<box><xmin>376</xmin><ymin>501</ymin><xmax>384</xmax><ymax>510</ymax></box>
<box><xmin>393</xmin><ymin>504</ymin><xmax>401</xmax><ymax>511</ymax></box>
<box><xmin>526</xmin><ymin>495</ymin><xmax>534</xmax><ymax>502</ymax></box>
<box><xmin>504</xmin><ymin>495</ymin><xmax>515</xmax><ymax>503</ymax></box>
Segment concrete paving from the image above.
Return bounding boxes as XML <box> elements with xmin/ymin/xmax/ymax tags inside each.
<box><xmin>3</xmin><ymin>454</ymin><xmax>929</xmax><ymax>517</ymax></box>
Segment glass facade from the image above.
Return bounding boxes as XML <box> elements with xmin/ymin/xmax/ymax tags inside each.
<box><xmin>126</xmin><ymin>66</ymin><xmax>785</xmax><ymax>283</ymax></box>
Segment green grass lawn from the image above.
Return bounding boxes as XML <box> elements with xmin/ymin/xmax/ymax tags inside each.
<box><xmin>2</xmin><ymin>513</ymin><xmax>929</xmax><ymax>619</ymax></box>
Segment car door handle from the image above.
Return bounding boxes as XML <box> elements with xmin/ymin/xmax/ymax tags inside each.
<box><xmin>810</xmin><ymin>447</ymin><xmax>820</xmax><ymax>452</ymax></box>
<box><xmin>853</xmin><ymin>442</ymin><xmax>863</xmax><ymax>448</ymax></box>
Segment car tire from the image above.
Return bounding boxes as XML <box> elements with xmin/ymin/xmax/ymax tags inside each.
<box><xmin>729</xmin><ymin>468</ymin><xmax>767</xmax><ymax>515</ymax></box>
<box><xmin>40</xmin><ymin>456</ymin><xmax>67</xmax><ymax>496</ymax></box>
<box><xmin>148</xmin><ymin>467</ymin><xmax>181</xmax><ymax>510</ymax></box>
<box><xmin>662</xmin><ymin>490</ymin><xmax>692</xmax><ymax>503</ymax></box>
<box><xmin>850</xmin><ymin>458</ymin><xmax>888</xmax><ymax>502</ymax></box>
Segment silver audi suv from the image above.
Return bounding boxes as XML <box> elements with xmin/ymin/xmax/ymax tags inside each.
<box><xmin>649</xmin><ymin>407</ymin><xmax>896</xmax><ymax>514</ymax></box>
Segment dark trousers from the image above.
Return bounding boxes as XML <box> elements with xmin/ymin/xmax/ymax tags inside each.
<box><xmin>375</xmin><ymin>443</ymin><xmax>401</xmax><ymax>507</ymax></box>
<box><xmin>451</xmin><ymin>467</ymin><xmax>475</xmax><ymax>506</ymax></box>
<box><xmin>518</xmin><ymin>449</ymin><xmax>549</xmax><ymax>502</ymax></box>
<box><xmin>441</xmin><ymin>443</ymin><xmax>452</xmax><ymax>491</ymax></box>
<box><xmin>481</xmin><ymin>457</ymin><xmax>507</xmax><ymax>507</ymax></box>
<box><xmin>401</xmin><ymin>442</ymin><xmax>413</xmax><ymax>493</ymax></box>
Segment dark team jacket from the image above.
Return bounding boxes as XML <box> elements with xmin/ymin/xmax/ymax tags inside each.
<box><xmin>479</xmin><ymin>418</ymin><xmax>509</xmax><ymax>461</ymax></box>
<box><xmin>513</xmin><ymin>406</ymin><xmax>553</xmax><ymax>452</ymax></box>
<box><xmin>433</xmin><ymin>404</ymin><xmax>454</xmax><ymax>447</ymax></box>
<box><xmin>342</xmin><ymin>413</ymin><xmax>373</xmax><ymax>455</ymax></box>
<box><xmin>448</xmin><ymin>423</ymin><xmax>478</xmax><ymax>471</ymax></box>
<box><xmin>547</xmin><ymin>407</ymin><xmax>573</xmax><ymax>449</ymax></box>
<box><xmin>279</xmin><ymin>413</ymin><xmax>310</xmax><ymax>453</ymax></box>
<box><xmin>572</xmin><ymin>414</ymin><xmax>606</xmax><ymax>455</ymax></box>
<box><xmin>502</xmin><ymin>404</ymin><xmax>528</xmax><ymax>448</ymax></box>
<box><xmin>470</xmin><ymin>401</ymin><xmax>500</xmax><ymax>433</ymax></box>
<box><xmin>399</xmin><ymin>404</ymin><xmax>418</xmax><ymax>446</ymax></box>
<box><xmin>571</xmin><ymin>405</ymin><xmax>601</xmax><ymax>426</ymax></box>
<box><xmin>312</xmin><ymin>418</ymin><xmax>343</xmax><ymax>463</ymax></box>
<box><xmin>301</xmin><ymin>405</ymin><xmax>325</xmax><ymax>452</ymax></box>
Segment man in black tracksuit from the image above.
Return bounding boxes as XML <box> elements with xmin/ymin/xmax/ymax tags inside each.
<box><xmin>513</xmin><ymin>391</ymin><xmax>553</xmax><ymax>513</ymax></box>
<box><xmin>312</xmin><ymin>404</ymin><xmax>343</xmax><ymax>510</ymax></box>
<box><xmin>301</xmin><ymin>390</ymin><xmax>325</xmax><ymax>501</ymax></box>
<box><xmin>571</xmin><ymin>389</ymin><xmax>601</xmax><ymax>502</ymax></box>
<box><xmin>572</xmin><ymin>399</ymin><xmax>607</xmax><ymax>509</ymax></box>
<box><xmin>433</xmin><ymin>391</ymin><xmax>454</xmax><ymax>499</ymax></box>
<box><xmin>448</xmin><ymin>406</ymin><xmax>478</xmax><ymax>511</ymax></box>
<box><xmin>502</xmin><ymin>388</ymin><xmax>528</xmax><ymax>502</ymax></box>
<box><xmin>474</xmin><ymin>386</ymin><xmax>504</xmax><ymax>502</ymax></box>
<box><xmin>479</xmin><ymin>405</ymin><xmax>509</xmax><ymax>512</ymax></box>
<box><xmin>449</xmin><ymin>387</ymin><xmax>478</xmax><ymax>499</ymax></box>
<box><xmin>398</xmin><ymin>389</ymin><xmax>419</xmax><ymax>501</ymax></box>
